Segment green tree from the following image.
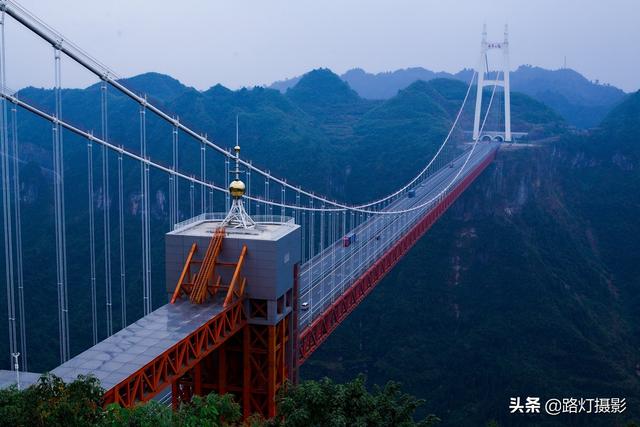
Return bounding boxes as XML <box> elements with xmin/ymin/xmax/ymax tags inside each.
<box><xmin>0</xmin><ymin>373</ymin><xmax>104</xmax><ymax>427</ymax></box>
<box><xmin>173</xmin><ymin>393</ymin><xmax>242</xmax><ymax>427</ymax></box>
<box><xmin>269</xmin><ymin>375</ymin><xmax>439</xmax><ymax>427</ymax></box>
<box><xmin>101</xmin><ymin>401</ymin><xmax>173</xmax><ymax>427</ymax></box>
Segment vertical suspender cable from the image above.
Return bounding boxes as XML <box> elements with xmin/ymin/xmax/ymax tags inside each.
<box><xmin>208</xmin><ymin>183</ymin><xmax>213</xmax><ymax>213</ymax></box>
<box><xmin>53</xmin><ymin>45</ymin><xmax>69</xmax><ymax>362</ymax></box>
<box><xmin>330</xmin><ymin>210</ymin><xmax>335</xmax><ymax>280</ymax></box>
<box><xmin>320</xmin><ymin>206</ymin><xmax>324</xmax><ymax>279</ymax></box>
<box><xmin>308</xmin><ymin>198</ymin><xmax>314</xmax><ymax>303</ymax></box>
<box><xmin>281</xmin><ymin>186</ymin><xmax>285</xmax><ymax>222</ymax></box>
<box><xmin>101</xmin><ymin>81</ymin><xmax>113</xmax><ymax>336</ymax></box>
<box><xmin>359</xmin><ymin>213</ymin><xmax>363</xmax><ymax>272</ymax></box>
<box><xmin>264</xmin><ymin>178</ymin><xmax>268</xmax><ymax>218</ymax></box>
<box><xmin>267</xmin><ymin>175</ymin><xmax>272</xmax><ymax>216</ymax></box>
<box><xmin>301</xmin><ymin>207</ymin><xmax>306</xmax><ymax>262</ymax></box>
<box><xmin>0</xmin><ymin>8</ymin><xmax>17</xmax><ymax>368</ymax></box>
<box><xmin>246</xmin><ymin>163</ymin><xmax>251</xmax><ymax>216</ymax></box>
<box><xmin>170</xmin><ymin>120</ymin><xmax>179</xmax><ymax>226</ymax></box>
<box><xmin>296</xmin><ymin>189</ymin><xmax>302</xmax><ymax>260</ymax></box>
<box><xmin>10</xmin><ymin>103</ymin><xmax>27</xmax><ymax>370</ymax></box>
<box><xmin>200</xmin><ymin>142</ymin><xmax>205</xmax><ymax>214</ymax></box>
<box><xmin>189</xmin><ymin>179</ymin><xmax>194</xmax><ymax>218</ymax></box>
<box><xmin>139</xmin><ymin>101</ymin><xmax>151</xmax><ymax>315</ymax></box>
<box><xmin>341</xmin><ymin>209</ymin><xmax>346</xmax><ymax>291</ymax></box>
<box><xmin>224</xmin><ymin>155</ymin><xmax>229</xmax><ymax>212</ymax></box>
<box><xmin>263</xmin><ymin>177</ymin><xmax>268</xmax><ymax>216</ymax></box>
<box><xmin>144</xmin><ymin>166</ymin><xmax>151</xmax><ymax>313</ymax></box>
<box><xmin>87</xmin><ymin>139</ymin><xmax>97</xmax><ymax>344</ymax></box>
<box><xmin>168</xmin><ymin>143</ymin><xmax>174</xmax><ymax>226</ymax></box>
<box><xmin>117</xmin><ymin>147</ymin><xmax>126</xmax><ymax>327</ymax></box>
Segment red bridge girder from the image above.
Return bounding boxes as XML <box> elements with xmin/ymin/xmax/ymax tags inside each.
<box><xmin>298</xmin><ymin>148</ymin><xmax>497</xmax><ymax>364</ymax></box>
<box><xmin>102</xmin><ymin>299</ymin><xmax>246</xmax><ymax>407</ymax></box>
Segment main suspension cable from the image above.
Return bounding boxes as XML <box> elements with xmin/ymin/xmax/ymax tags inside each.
<box><xmin>0</xmin><ymin>0</ymin><xmax>479</xmax><ymax>214</ymax></box>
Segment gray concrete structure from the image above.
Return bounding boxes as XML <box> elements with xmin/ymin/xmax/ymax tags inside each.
<box><xmin>166</xmin><ymin>218</ymin><xmax>301</xmax><ymax>326</ymax></box>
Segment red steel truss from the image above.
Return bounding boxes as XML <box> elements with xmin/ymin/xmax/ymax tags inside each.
<box><xmin>168</xmin><ymin>314</ymin><xmax>292</xmax><ymax>418</ymax></box>
<box><xmin>298</xmin><ymin>148</ymin><xmax>497</xmax><ymax>363</ymax></box>
<box><xmin>102</xmin><ymin>299</ymin><xmax>246</xmax><ymax>407</ymax></box>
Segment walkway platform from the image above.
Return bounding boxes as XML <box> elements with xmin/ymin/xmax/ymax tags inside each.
<box><xmin>51</xmin><ymin>298</ymin><xmax>226</xmax><ymax>391</ymax></box>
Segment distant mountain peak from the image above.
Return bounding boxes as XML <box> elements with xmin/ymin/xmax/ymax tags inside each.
<box><xmin>204</xmin><ymin>83</ymin><xmax>233</xmax><ymax>96</ymax></box>
<box><xmin>118</xmin><ymin>72</ymin><xmax>193</xmax><ymax>102</ymax></box>
<box><xmin>597</xmin><ymin>90</ymin><xmax>640</xmax><ymax>153</ymax></box>
<box><xmin>287</xmin><ymin>68</ymin><xmax>361</xmax><ymax>106</ymax></box>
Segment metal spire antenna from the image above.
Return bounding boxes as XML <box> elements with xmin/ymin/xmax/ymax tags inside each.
<box><xmin>221</xmin><ymin>117</ymin><xmax>255</xmax><ymax>229</ymax></box>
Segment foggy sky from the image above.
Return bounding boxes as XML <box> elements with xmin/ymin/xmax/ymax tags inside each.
<box><xmin>5</xmin><ymin>0</ymin><xmax>640</xmax><ymax>92</ymax></box>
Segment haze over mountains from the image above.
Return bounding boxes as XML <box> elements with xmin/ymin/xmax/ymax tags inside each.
<box><xmin>271</xmin><ymin>65</ymin><xmax>627</xmax><ymax>129</ymax></box>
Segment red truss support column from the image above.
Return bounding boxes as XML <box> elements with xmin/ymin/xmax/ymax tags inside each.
<box><xmin>242</xmin><ymin>314</ymin><xmax>291</xmax><ymax>418</ymax></box>
<box><xmin>170</xmin><ymin>312</ymin><xmax>292</xmax><ymax>420</ymax></box>
<box><xmin>297</xmin><ymin>148</ymin><xmax>497</xmax><ymax>364</ymax></box>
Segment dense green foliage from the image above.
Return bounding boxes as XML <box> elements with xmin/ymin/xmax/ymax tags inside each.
<box><xmin>0</xmin><ymin>374</ymin><xmax>104</xmax><ymax>427</ymax></box>
<box><xmin>0</xmin><ymin>374</ymin><xmax>434</xmax><ymax>427</ymax></box>
<box><xmin>270</xmin><ymin>376</ymin><xmax>439</xmax><ymax>427</ymax></box>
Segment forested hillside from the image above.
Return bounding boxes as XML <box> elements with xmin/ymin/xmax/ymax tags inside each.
<box><xmin>303</xmin><ymin>91</ymin><xmax>640</xmax><ymax>426</ymax></box>
<box><xmin>272</xmin><ymin>65</ymin><xmax>627</xmax><ymax>128</ymax></box>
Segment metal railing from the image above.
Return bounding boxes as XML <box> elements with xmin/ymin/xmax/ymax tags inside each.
<box><xmin>172</xmin><ymin>212</ymin><xmax>295</xmax><ymax>232</ymax></box>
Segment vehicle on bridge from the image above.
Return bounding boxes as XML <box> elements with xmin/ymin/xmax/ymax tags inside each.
<box><xmin>343</xmin><ymin>233</ymin><xmax>357</xmax><ymax>247</ymax></box>
<box><xmin>408</xmin><ymin>189</ymin><xmax>416</xmax><ymax>198</ymax></box>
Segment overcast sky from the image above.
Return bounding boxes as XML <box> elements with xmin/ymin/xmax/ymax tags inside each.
<box><xmin>5</xmin><ymin>0</ymin><xmax>639</xmax><ymax>92</ymax></box>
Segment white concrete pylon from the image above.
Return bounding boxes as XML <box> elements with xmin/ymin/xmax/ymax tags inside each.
<box><xmin>472</xmin><ymin>24</ymin><xmax>512</xmax><ymax>142</ymax></box>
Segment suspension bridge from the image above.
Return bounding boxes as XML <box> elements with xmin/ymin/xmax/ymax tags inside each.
<box><xmin>0</xmin><ymin>0</ymin><xmax>520</xmax><ymax>418</ymax></box>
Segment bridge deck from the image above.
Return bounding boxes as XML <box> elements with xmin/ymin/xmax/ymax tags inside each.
<box><xmin>297</xmin><ymin>142</ymin><xmax>499</xmax><ymax>361</ymax></box>
<box><xmin>51</xmin><ymin>299</ymin><xmax>226</xmax><ymax>390</ymax></box>
<box><xmin>298</xmin><ymin>142</ymin><xmax>499</xmax><ymax>330</ymax></box>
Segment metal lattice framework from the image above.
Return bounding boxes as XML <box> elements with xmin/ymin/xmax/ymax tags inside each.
<box><xmin>102</xmin><ymin>299</ymin><xmax>246</xmax><ymax>407</ymax></box>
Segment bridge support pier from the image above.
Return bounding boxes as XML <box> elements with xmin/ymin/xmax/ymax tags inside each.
<box><xmin>170</xmin><ymin>309</ymin><xmax>294</xmax><ymax>419</ymax></box>
<box><xmin>166</xmin><ymin>219</ymin><xmax>301</xmax><ymax>419</ymax></box>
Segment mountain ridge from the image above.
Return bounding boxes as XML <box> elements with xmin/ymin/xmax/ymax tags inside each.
<box><xmin>270</xmin><ymin>65</ymin><xmax>627</xmax><ymax>128</ymax></box>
